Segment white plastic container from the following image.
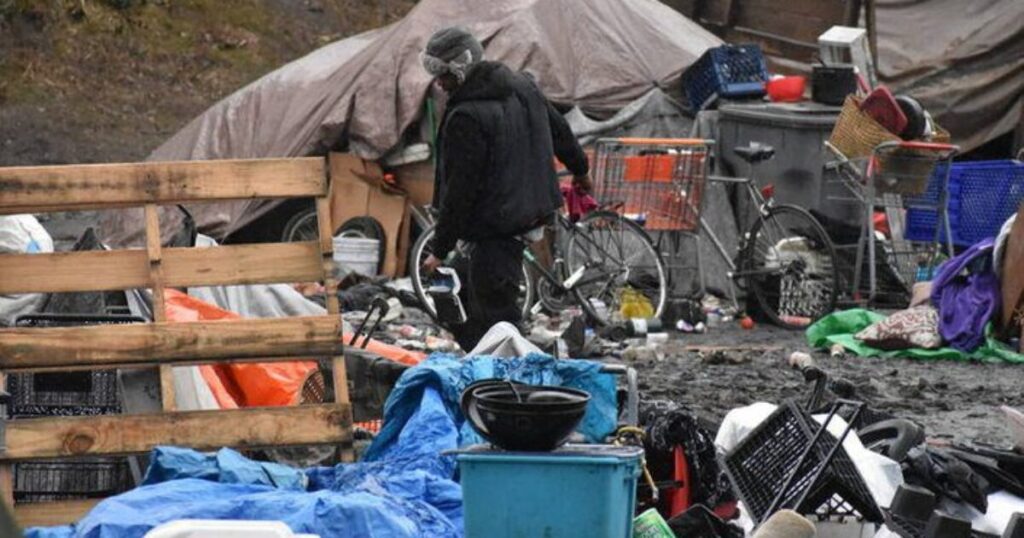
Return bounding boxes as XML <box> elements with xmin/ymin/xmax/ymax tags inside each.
<box><xmin>332</xmin><ymin>236</ymin><xmax>380</xmax><ymax>276</ymax></box>
<box><xmin>144</xmin><ymin>519</ymin><xmax>319</xmax><ymax>538</ymax></box>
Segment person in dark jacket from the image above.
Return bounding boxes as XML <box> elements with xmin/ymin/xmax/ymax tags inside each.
<box><xmin>420</xmin><ymin>26</ymin><xmax>591</xmax><ymax>350</ymax></box>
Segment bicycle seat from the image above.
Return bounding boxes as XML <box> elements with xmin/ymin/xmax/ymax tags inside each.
<box><xmin>734</xmin><ymin>144</ymin><xmax>776</xmax><ymax>164</ymax></box>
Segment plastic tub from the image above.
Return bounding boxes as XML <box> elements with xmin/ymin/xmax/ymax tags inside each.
<box><xmin>458</xmin><ymin>444</ymin><xmax>643</xmax><ymax>538</ymax></box>
<box><xmin>766</xmin><ymin>76</ymin><xmax>806</xmax><ymax>102</ymax></box>
<box><xmin>332</xmin><ymin>236</ymin><xmax>380</xmax><ymax>276</ymax></box>
<box><xmin>144</xmin><ymin>520</ymin><xmax>319</xmax><ymax>538</ymax></box>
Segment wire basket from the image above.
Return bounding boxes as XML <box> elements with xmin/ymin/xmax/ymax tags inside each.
<box><xmin>592</xmin><ymin>138</ymin><xmax>711</xmax><ymax>232</ymax></box>
<box><xmin>14</xmin><ymin>459</ymin><xmax>133</xmax><ymax>503</ymax></box>
<box><xmin>722</xmin><ymin>401</ymin><xmax>882</xmax><ymax>524</ymax></box>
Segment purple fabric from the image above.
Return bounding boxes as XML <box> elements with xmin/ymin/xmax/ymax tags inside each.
<box><xmin>930</xmin><ymin>237</ymin><xmax>1002</xmax><ymax>352</ymax></box>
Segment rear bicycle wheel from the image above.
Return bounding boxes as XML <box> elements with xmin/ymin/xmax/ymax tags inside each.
<box><xmin>740</xmin><ymin>204</ymin><xmax>839</xmax><ymax>329</ymax></box>
<box><xmin>564</xmin><ymin>211</ymin><xmax>668</xmax><ymax>326</ymax></box>
<box><xmin>410</xmin><ymin>226</ymin><xmax>534</xmax><ymax>321</ymax></box>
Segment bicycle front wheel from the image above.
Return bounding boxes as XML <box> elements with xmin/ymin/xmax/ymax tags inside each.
<box><xmin>740</xmin><ymin>204</ymin><xmax>839</xmax><ymax>329</ymax></box>
<box><xmin>564</xmin><ymin>211</ymin><xmax>668</xmax><ymax>326</ymax></box>
<box><xmin>410</xmin><ymin>226</ymin><xmax>534</xmax><ymax>322</ymax></box>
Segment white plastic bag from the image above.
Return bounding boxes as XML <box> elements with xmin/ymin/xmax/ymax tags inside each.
<box><xmin>0</xmin><ymin>215</ymin><xmax>54</xmax><ymax>325</ymax></box>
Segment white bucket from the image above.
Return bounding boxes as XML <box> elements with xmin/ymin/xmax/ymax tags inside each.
<box><xmin>332</xmin><ymin>236</ymin><xmax>380</xmax><ymax>276</ymax></box>
<box><xmin>145</xmin><ymin>519</ymin><xmax>319</xmax><ymax>538</ymax></box>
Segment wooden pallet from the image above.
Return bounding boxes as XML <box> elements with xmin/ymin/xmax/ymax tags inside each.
<box><xmin>0</xmin><ymin>157</ymin><xmax>352</xmax><ymax>527</ymax></box>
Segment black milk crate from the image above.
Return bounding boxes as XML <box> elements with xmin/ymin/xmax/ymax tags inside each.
<box><xmin>722</xmin><ymin>400</ymin><xmax>883</xmax><ymax>524</ymax></box>
<box><xmin>6</xmin><ymin>314</ymin><xmax>144</xmax><ymax>501</ymax></box>
<box><xmin>13</xmin><ymin>459</ymin><xmax>133</xmax><ymax>503</ymax></box>
<box><xmin>7</xmin><ymin>314</ymin><xmax>144</xmax><ymax>416</ymax></box>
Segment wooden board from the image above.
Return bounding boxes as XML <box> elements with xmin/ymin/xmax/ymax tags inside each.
<box><xmin>0</xmin><ymin>158</ymin><xmax>326</xmax><ymax>213</ymax></box>
<box><xmin>0</xmin><ymin>316</ymin><xmax>344</xmax><ymax>370</ymax></box>
<box><xmin>0</xmin><ymin>249</ymin><xmax>148</xmax><ymax>295</ymax></box>
<box><xmin>14</xmin><ymin>499</ymin><xmax>99</xmax><ymax>528</ymax></box>
<box><xmin>0</xmin><ymin>242</ymin><xmax>325</xmax><ymax>294</ymax></box>
<box><xmin>0</xmin><ymin>403</ymin><xmax>352</xmax><ymax>461</ymax></box>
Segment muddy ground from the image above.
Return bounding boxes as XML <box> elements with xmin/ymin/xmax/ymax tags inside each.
<box><xmin>624</xmin><ymin>323</ymin><xmax>1024</xmax><ymax>448</ymax></box>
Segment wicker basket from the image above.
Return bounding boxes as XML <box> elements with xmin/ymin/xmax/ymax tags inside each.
<box><xmin>829</xmin><ymin>96</ymin><xmax>950</xmax><ymax>158</ymax></box>
<box><xmin>829</xmin><ymin>96</ymin><xmax>901</xmax><ymax>159</ymax></box>
<box><xmin>830</xmin><ymin>95</ymin><xmax>951</xmax><ymax>194</ymax></box>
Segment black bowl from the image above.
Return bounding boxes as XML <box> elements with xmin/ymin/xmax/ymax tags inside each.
<box><xmin>461</xmin><ymin>381</ymin><xmax>591</xmax><ymax>451</ymax></box>
<box><xmin>461</xmin><ymin>380</ymin><xmax>590</xmax><ymax>414</ymax></box>
<box><xmin>475</xmin><ymin>386</ymin><xmax>590</xmax><ymax>413</ymax></box>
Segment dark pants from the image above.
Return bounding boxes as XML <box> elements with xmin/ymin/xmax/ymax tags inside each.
<box><xmin>450</xmin><ymin>237</ymin><xmax>523</xmax><ymax>351</ymax></box>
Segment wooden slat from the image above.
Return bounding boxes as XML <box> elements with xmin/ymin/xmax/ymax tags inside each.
<box><xmin>0</xmin><ymin>158</ymin><xmax>327</xmax><ymax>213</ymax></box>
<box><xmin>0</xmin><ymin>249</ymin><xmax>148</xmax><ymax>294</ymax></box>
<box><xmin>0</xmin><ymin>316</ymin><xmax>344</xmax><ymax>370</ymax></box>
<box><xmin>0</xmin><ymin>242</ymin><xmax>325</xmax><ymax>294</ymax></box>
<box><xmin>14</xmin><ymin>499</ymin><xmax>99</xmax><ymax>528</ymax></box>
<box><xmin>0</xmin><ymin>403</ymin><xmax>351</xmax><ymax>461</ymax></box>
<box><xmin>164</xmin><ymin>242</ymin><xmax>325</xmax><ymax>288</ymax></box>
<box><xmin>145</xmin><ymin>204</ymin><xmax>177</xmax><ymax>413</ymax></box>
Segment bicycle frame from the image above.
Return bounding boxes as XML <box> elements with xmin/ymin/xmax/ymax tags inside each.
<box><xmin>521</xmin><ymin>212</ymin><xmax>629</xmax><ymax>303</ymax></box>
<box><xmin>693</xmin><ymin>174</ymin><xmax>777</xmax><ymax>310</ymax></box>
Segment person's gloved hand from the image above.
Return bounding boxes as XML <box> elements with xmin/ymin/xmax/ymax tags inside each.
<box><xmin>573</xmin><ymin>173</ymin><xmax>593</xmax><ymax>194</ymax></box>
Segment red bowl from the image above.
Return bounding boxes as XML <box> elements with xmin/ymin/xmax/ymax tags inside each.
<box><xmin>766</xmin><ymin>76</ymin><xmax>807</xmax><ymax>102</ymax></box>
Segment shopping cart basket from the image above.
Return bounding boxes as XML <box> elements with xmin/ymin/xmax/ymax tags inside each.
<box><xmin>592</xmin><ymin>138</ymin><xmax>712</xmax><ymax>232</ymax></box>
<box><xmin>826</xmin><ymin>140</ymin><xmax>958</xmax><ymax>303</ymax></box>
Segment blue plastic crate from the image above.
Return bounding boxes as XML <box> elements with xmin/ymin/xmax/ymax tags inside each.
<box><xmin>906</xmin><ymin>160</ymin><xmax>1024</xmax><ymax>246</ymax></box>
<box><xmin>682</xmin><ymin>44</ymin><xmax>768</xmax><ymax>111</ymax></box>
<box><xmin>458</xmin><ymin>444</ymin><xmax>643</xmax><ymax>538</ymax></box>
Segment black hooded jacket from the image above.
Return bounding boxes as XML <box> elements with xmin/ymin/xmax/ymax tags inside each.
<box><xmin>432</xmin><ymin>61</ymin><xmax>589</xmax><ymax>258</ymax></box>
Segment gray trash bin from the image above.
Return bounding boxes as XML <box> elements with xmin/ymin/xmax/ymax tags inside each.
<box><xmin>717</xmin><ymin>102</ymin><xmax>858</xmax><ymax>229</ymax></box>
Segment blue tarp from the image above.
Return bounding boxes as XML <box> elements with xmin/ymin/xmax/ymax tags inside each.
<box><xmin>26</xmin><ymin>353</ymin><xmax>616</xmax><ymax>538</ymax></box>
<box><xmin>364</xmin><ymin>353</ymin><xmax>618</xmax><ymax>461</ymax></box>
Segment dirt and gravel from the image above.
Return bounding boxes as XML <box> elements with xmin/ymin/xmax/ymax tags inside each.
<box><xmin>623</xmin><ymin>323</ymin><xmax>1024</xmax><ymax>448</ymax></box>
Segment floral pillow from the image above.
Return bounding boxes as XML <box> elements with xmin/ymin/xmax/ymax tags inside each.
<box><xmin>856</xmin><ymin>305</ymin><xmax>942</xmax><ymax>350</ymax></box>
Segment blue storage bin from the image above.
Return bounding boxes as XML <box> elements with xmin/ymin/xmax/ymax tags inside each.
<box><xmin>458</xmin><ymin>444</ymin><xmax>643</xmax><ymax>538</ymax></box>
<box><xmin>906</xmin><ymin>160</ymin><xmax>1024</xmax><ymax>246</ymax></box>
<box><xmin>682</xmin><ymin>44</ymin><xmax>768</xmax><ymax>111</ymax></box>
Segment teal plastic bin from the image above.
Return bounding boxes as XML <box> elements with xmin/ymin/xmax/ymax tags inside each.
<box><xmin>457</xmin><ymin>444</ymin><xmax>643</xmax><ymax>538</ymax></box>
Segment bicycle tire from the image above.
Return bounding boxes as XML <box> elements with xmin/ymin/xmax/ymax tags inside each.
<box><xmin>564</xmin><ymin>210</ymin><xmax>668</xmax><ymax>326</ymax></box>
<box><xmin>281</xmin><ymin>206</ymin><xmax>320</xmax><ymax>243</ymax></box>
<box><xmin>410</xmin><ymin>226</ymin><xmax>534</xmax><ymax>321</ymax></box>
<box><xmin>741</xmin><ymin>204</ymin><xmax>839</xmax><ymax>329</ymax></box>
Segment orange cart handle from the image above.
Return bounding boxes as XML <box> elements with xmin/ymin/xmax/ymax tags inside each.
<box><xmin>599</xmin><ymin>137</ymin><xmax>714</xmax><ymax>146</ymax></box>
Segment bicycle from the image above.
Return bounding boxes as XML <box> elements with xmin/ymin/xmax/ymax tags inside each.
<box><xmin>697</xmin><ymin>143</ymin><xmax>841</xmax><ymax>329</ymax></box>
<box><xmin>410</xmin><ymin>203</ymin><xmax>668</xmax><ymax>328</ymax></box>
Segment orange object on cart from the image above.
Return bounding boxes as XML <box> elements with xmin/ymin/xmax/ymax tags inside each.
<box><xmin>163</xmin><ymin>290</ymin><xmax>426</xmax><ymax>409</ymax></box>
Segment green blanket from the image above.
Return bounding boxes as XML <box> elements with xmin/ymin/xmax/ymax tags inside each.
<box><xmin>806</xmin><ymin>309</ymin><xmax>1024</xmax><ymax>364</ymax></box>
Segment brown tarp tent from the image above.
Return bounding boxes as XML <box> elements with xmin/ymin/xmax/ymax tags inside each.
<box><xmin>101</xmin><ymin>0</ymin><xmax>721</xmax><ymax>246</ymax></box>
<box><xmin>876</xmin><ymin>0</ymin><xmax>1024</xmax><ymax>153</ymax></box>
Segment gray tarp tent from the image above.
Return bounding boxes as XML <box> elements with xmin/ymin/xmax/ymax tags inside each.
<box><xmin>100</xmin><ymin>0</ymin><xmax>722</xmax><ymax>247</ymax></box>
<box><xmin>877</xmin><ymin>0</ymin><xmax>1023</xmax><ymax>152</ymax></box>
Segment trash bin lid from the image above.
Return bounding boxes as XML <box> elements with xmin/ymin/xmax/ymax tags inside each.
<box><xmin>719</xmin><ymin>102</ymin><xmax>840</xmax><ymax>128</ymax></box>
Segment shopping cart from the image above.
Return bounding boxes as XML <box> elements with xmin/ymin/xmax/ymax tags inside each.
<box><xmin>591</xmin><ymin>138</ymin><xmax>712</xmax><ymax>299</ymax></box>
<box><xmin>825</xmin><ymin>140</ymin><xmax>959</xmax><ymax>303</ymax></box>
<box><xmin>591</xmin><ymin>138</ymin><xmax>711</xmax><ymax>232</ymax></box>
